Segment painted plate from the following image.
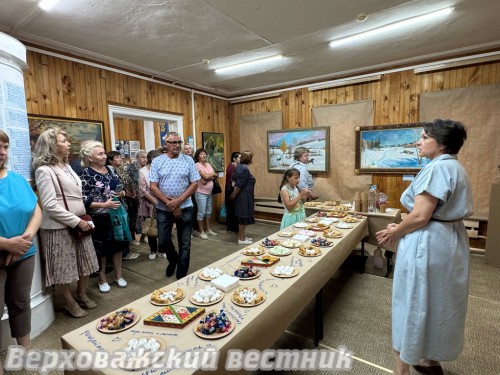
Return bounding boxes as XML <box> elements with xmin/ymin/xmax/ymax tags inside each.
<box><xmin>150</xmin><ymin>288</ymin><xmax>185</xmax><ymax>306</ymax></box>
<box><xmin>96</xmin><ymin>308</ymin><xmax>141</xmax><ymax>333</ymax></box>
<box><xmin>193</xmin><ymin>321</ymin><xmax>235</xmax><ymax>340</ymax></box>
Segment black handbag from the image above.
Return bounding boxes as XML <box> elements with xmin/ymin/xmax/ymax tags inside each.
<box><xmin>212</xmin><ymin>178</ymin><xmax>222</xmax><ymax>195</ymax></box>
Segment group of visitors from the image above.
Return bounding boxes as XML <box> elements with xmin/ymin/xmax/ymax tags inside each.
<box><xmin>0</xmin><ymin>119</ymin><xmax>473</xmax><ymax>375</ymax></box>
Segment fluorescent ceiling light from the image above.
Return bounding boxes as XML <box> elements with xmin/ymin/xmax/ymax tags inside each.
<box><xmin>308</xmin><ymin>75</ymin><xmax>381</xmax><ymax>91</ymax></box>
<box><xmin>39</xmin><ymin>0</ymin><xmax>62</xmax><ymax>11</ymax></box>
<box><xmin>413</xmin><ymin>52</ymin><xmax>500</xmax><ymax>73</ymax></box>
<box><xmin>215</xmin><ymin>55</ymin><xmax>283</xmax><ymax>74</ymax></box>
<box><xmin>329</xmin><ymin>7</ymin><xmax>453</xmax><ymax>48</ymax></box>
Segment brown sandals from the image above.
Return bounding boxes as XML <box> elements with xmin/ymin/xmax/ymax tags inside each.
<box><xmin>75</xmin><ymin>295</ymin><xmax>97</xmax><ymax>309</ymax></box>
<box><xmin>65</xmin><ymin>303</ymin><xmax>88</xmax><ymax>318</ymax></box>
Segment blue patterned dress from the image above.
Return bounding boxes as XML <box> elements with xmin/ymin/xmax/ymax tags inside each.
<box><xmin>280</xmin><ymin>185</ymin><xmax>306</xmax><ymax>229</ymax></box>
<box><xmin>393</xmin><ymin>154</ymin><xmax>473</xmax><ymax>364</ymax></box>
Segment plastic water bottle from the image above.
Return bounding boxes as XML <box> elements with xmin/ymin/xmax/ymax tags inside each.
<box><xmin>368</xmin><ymin>185</ymin><xmax>377</xmax><ymax>213</ymax></box>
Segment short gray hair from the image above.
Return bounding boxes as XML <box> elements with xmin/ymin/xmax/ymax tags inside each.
<box><xmin>163</xmin><ymin>132</ymin><xmax>180</xmax><ymax>142</ymax></box>
<box><xmin>80</xmin><ymin>140</ymin><xmax>104</xmax><ymax>167</ymax></box>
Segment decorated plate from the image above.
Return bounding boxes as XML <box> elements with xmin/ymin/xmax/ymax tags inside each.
<box><xmin>241</xmin><ymin>247</ymin><xmax>265</xmax><ymax>256</ymax></box>
<box><xmin>310</xmin><ymin>237</ymin><xmax>333</xmax><ymax>248</ymax></box>
<box><xmin>268</xmin><ymin>246</ymin><xmax>292</xmax><ymax>256</ymax></box>
<box><xmin>189</xmin><ymin>286</ymin><xmax>224</xmax><ymax>306</ymax></box>
<box><xmin>270</xmin><ymin>266</ymin><xmax>299</xmax><ymax>278</ymax></box>
<box><xmin>231</xmin><ymin>287</ymin><xmax>266</xmax><ymax>307</ymax></box>
<box><xmin>260</xmin><ymin>238</ymin><xmax>281</xmax><ymax>248</ymax></box>
<box><xmin>150</xmin><ymin>288</ymin><xmax>185</xmax><ymax>306</ymax></box>
<box><xmin>277</xmin><ymin>231</ymin><xmax>294</xmax><ymax>238</ymax></box>
<box><xmin>298</xmin><ymin>246</ymin><xmax>322</xmax><ymax>257</ymax></box>
<box><xmin>97</xmin><ymin>308</ymin><xmax>140</xmax><ymax>333</ymax></box>
<box><xmin>115</xmin><ymin>336</ymin><xmax>166</xmax><ymax>370</ymax></box>
<box><xmin>198</xmin><ymin>267</ymin><xmax>225</xmax><ymax>280</ymax></box>
<box><xmin>194</xmin><ymin>311</ymin><xmax>235</xmax><ymax>340</ymax></box>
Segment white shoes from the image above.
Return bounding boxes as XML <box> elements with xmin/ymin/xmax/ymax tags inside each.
<box><xmin>98</xmin><ymin>282</ymin><xmax>110</xmax><ymax>293</ymax></box>
<box><xmin>238</xmin><ymin>239</ymin><xmax>253</xmax><ymax>245</ymax></box>
<box><xmin>114</xmin><ymin>278</ymin><xmax>128</xmax><ymax>288</ymax></box>
<box><xmin>245</xmin><ymin>237</ymin><xmax>253</xmax><ymax>241</ymax></box>
<box><xmin>156</xmin><ymin>253</ymin><xmax>167</xmax><ymax>258</ymax></box>
<box><xmin>149</xmin><ymin>253</ymin><xmax>157</xmax><ymax>260</ymax></box>
<box><xmin>123</xmin><ymin>252</ymin><xmax>140</xmax><ymax>260</ymax></box>
<box><xmin>207</xmin><ymin>229</ymin><xmax>217</xmax><ymax>236</ymax></box>
<box><xmin>200</xmin><ymin>232</ymin><xmax>209</xmax><ymax>240</ymax></box>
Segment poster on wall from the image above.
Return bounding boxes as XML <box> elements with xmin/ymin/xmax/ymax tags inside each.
<box><xmin>129</xmin><ymin>140</ymin><xmax>140</xmax><ymax>159</ymax></box>
<box><xmin>201</xmin><ymin>132</ymin><xmax>224</xmax><ymax>172</ymax></box>
<box><xmin>115</xmin><ymin>140</ymin><xmax>130</xmax><ymax>158</ymax></box>
<box><xmin>159</xmin><ymin>122</ymin><xmax>168</xmax><ymax>144</ymax></box>
<box><xmin>28</xmin><ymin>115</ymin><xmax>104</xmax><ymax>175</ymax></box>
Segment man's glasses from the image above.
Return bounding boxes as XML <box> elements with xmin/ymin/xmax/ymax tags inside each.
<box><xmin>165</xmin><ymin>141</ymin><xmax>183</xmax><ymax>145</ymax></box>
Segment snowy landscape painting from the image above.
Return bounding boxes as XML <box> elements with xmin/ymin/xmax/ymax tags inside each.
<box><xmin>267</xmin><ymin>127</ymin><xmax>330</xmax><ymax>173</ymax></box>
<box><xmin>355</xmin><ymin>124</ymin><xmax>429</xmax><ymax>174</ymax></box>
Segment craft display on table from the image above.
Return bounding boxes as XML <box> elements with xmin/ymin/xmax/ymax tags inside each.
<box><xmin>194</xmin><ymin>310</ymin><xmax>234</xmax><ymax>339</ymax></box>
<box><xmin>336</xmin><ymin>222</ymin><xmax>354</xmax><ymax>229</ymax></box>
<box><xmin>231</xmin><ymin>287</ymin><xmax>266</xmax><ymax>307</ymax></box>
<box><xmin>268</xmin><ymin>245</ymin><xmax>292</xmax><ymax>256</ymax></box>
<box><xmin>280</xmin><ymin>239</ymin><xmax>302</xmax><ymax>248</ymax></box>
<box><xmin>198</xmin><ymin>267</ymin><xmax>225</xmax><ymax>280</ymax></box>
<box><xmin>241</xmin><ymin>255</ymin><xmax>280</xmax><ymax>267</ymax></box>
<box><xmin>277</xmin><ymin>231</ymin><xmax>294</xmax><ymax>237</ymax></box>
<box><xmin>298</xmin><ymin>229</ymin><xmax>316</xmax><ymax>237</ymax></box>
<box><xmin>298</xmin><ymin>245</ymin><xmax>322</xmax><ymax>257</ymax></box>
<box><xmin>241</xmin><ymin>247</ymin><xmax>265</xmax><ymax>256</ymax></box>
<box><xmin>270</xmin><ymin>265</ymin><xmax>298</xmax><ymax>278</ymax></box>
<box><xmin>116</xmin><ymin>337</ymin><xmax>166</xmax><ymax>370</ymax></box>
<box><xmin>143</xmin><ymin>305</ymin><xmax>205</xmax><ymax>328</ymax></box>
<box><xmin>150</xmin><ymin>288</ymin><xmax>185</xmax><ymax>306</ymax></box>
<box><xmin>189</xmin><ymin>286</ymin><xmax>224</xmax><ymax>306</ymax></box>
<box><xmin>97</xmin><ymin>308</ymin><xmax>140</xmax><ymax>333</ymax></box>
<box><xmin>324</xmin><ymin>229</ymin><xmax>344</xmax><ymax>238</ymax></box>
<box><xmin>310</xmin><ymin>237</ymin><xmax>333</xmax><ymax>247</ymax></box>
<box><xmin>261</xmin><ymin>238</ymin><xmax>280</xmax><ymax>247</ymax></box>
<box><xmin>343</xmin><ymin>216</ymin><xmax>359</xmax><ymax>223</ymax></box>
<box><xmin>292</xmin><ymin>222</ymin><xmax>308</xmax><ymax>229</ymax></box>
<box><xmin>233</xmin><ymin>266</ymin><xmax>261</xmax><ymax>280</ymax></box>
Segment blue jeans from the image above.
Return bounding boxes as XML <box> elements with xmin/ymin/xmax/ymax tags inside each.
<box><xmin>157</xmin><ymin>207</ymin><xmax>193</xmax><ymax>279</ymax></box>
<box><xmin>195</xmin><ymin>192</ymin><xmax>213</xmax><ymax>220</ymax></box>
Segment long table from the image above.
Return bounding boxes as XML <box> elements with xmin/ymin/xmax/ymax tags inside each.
<box><xmin>61</xmin><ymin>216</ymin><xmax>369</xmax><ymax>375</ymax></box>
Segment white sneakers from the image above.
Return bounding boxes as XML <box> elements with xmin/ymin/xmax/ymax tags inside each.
<box><xmin>149</xmin><ymin>253</ymin><xmax>157</xmax><ymax>260</ymax></box>
<box><xmin>238</xmin><ymin>239</ymin><xmax>253</xmax><ymax>245</ymax></box>
<box><xmin>98</xmin><ymin>282</ymin><xmax>110</xmax><ymax>293</ymax></box>
<box><xmin>114</xmin><ymin>278</ymin><xmax>128</xmax><ymax>288</ymax></box>
<box><xmin>207</xmin><ymin>229</ymin><xmax>217</xmax><ymax>236</ymax></box>
<box><xmin>156</xmin><ymin>253</ymin><xmax>167</xmax><ymax>258</ymax></box>
<box><xmin>123</xmin><ymin>252</ymin><xmax>140</xmax><ymax>260</ymax></box>
<box><xmin>200</xmin><ymin>232</ymin><xmax>209</xmax><ymax>240</ymax></box>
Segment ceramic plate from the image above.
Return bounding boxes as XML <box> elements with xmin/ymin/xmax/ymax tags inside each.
<box><xmin>268</xmin><ymin>247</ymin><xmax>292</xmax><ymax>256</ymax></box>
<box><xmin>270</xmin><ymin>267</ymin><xmax>299</xmax><ymax>278</ymax></box>
<box><xmin>96</xmin><ymin>308</ymin><xmax>141</xmax><ymax>333</ymax></box>
<box><xmin>115</xmin><ymin>336</ymin><xmax>166</xmax><ymax>371</ymax></box>
<box><xmin>198</xmin><ymin>269</ymin><xmax>225</xmax><ymax>281</ymax></box>
<box><xmin>241</xmin><ymin>248</ymin><xmax>265</xmax><ymax>256</ymax></box>
<box><xmin>231</xmin><ymin>291</ymin><xmax>266</xmax><ymax>307</ymax></box>
<box><xmin>193</xmin><ymin>322</ymin><xmax>235</xmax><ymax>340</ymax></box>
<box><xmin>189</xmin><ymin>293</ymin><xmax>224</xmax><ymax>306</ymax></box>
<box><xmin>150</xmin><ymin>289</ymin><xmax>185</xmax><ymax>306</ymax></box>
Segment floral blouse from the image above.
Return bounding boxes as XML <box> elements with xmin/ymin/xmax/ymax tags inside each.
<box><xmin>80</xmin><ymin>166</ymin><xmax>121</xmax><ymax>215</ymax></box>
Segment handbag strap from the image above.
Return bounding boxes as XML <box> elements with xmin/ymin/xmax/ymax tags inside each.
<box><xmin>49</xmin><ymin>166</ymin><xmax>70</xmax><ymax>211</ymax></box>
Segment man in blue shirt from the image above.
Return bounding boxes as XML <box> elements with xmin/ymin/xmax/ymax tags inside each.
<box><xmin>150</xmin><ymin>132</ymin><xmax>200</xmax><ymax>279</ymax></box>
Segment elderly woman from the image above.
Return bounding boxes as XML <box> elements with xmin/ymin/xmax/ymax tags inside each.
<box><xmin>0</xmin><ymin>130</ymin><xmax>42</xmax><ymax>368</ymax></box>
<box><xmin>194</xmin><ymin>148</ymin><xmax>218</xmax><ymax>239</ymax></box>
<box><xmin>230</xmin><ymin>151</ymin><xmax>255</xmax><ymax>245</ymax></box>
<box><xmin>80</xmin><ymin>141</ymin><xmax>128</xmax><ymax>293</ymax></box>
<box><xmin>138</xmin><ymin>149</ymin><xmax>165</xmax><ymax>259</ymax></box>
<box><xmin>376</xmin><ymin>120</ymin><xmax>472</xmax><ymax>375</ymax></box>
<box><xmin>33</xmin><ymin>128</ymin><xmax>99</xmax><ymax>318</ymax></box>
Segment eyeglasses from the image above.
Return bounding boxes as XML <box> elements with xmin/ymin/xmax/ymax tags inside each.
<box><xmin>165</xmin><ymin>141</ymin><xmax>183</xmax><ymax>145</ymax></box>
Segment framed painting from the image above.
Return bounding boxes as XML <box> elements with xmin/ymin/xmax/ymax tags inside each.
<box><xmin>201</xmin><ymin>132</ymin><xmax>224</xmax><ymax>172</ymax></box>
<box><xmin>267</xmin><ymin>127</ymin><xmax>330</xmax><ymax>173</ymax></box>
<box><xmin>28</xmin><ymin>114</ymin><xmax>104</xmax><ymax>174</ymax></box>
<box><xmin>355</xmin><ymin>123</ymin><xmax>428</xmax><ymax>174</ymax></box>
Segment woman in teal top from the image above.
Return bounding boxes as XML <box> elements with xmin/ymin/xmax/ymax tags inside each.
<box><xmin>0</xmin><ymin>130</ymin><xmax>42</xmax><ymax>371</ymax></box>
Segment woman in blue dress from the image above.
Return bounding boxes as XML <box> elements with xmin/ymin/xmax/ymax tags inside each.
<box><xmin>376</xmin><ymin>119</ymin><xmax>472</xmax><ymax>375</ymax></box>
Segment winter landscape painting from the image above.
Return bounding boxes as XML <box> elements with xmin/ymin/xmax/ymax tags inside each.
<box><xmin>355</xmin><ymin>123</ymin><xmax>429</xmax><ymax>174</ymax></box>
<box><xmin>267</xmin><ymin>127</ymin><xmax>330</xmax><ymax>173</ymax></box>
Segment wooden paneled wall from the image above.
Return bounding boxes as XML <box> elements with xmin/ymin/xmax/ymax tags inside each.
<box><xmin>230</xmin><ymin>61</ymin><xmax>500</xmax><ymax>211</ymax></box>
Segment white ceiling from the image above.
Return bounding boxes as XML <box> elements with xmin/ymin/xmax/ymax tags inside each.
<box><xmin>1</xmin><ymin>0</ymin><xmax>499</xmax><ymax>98</ymax></box>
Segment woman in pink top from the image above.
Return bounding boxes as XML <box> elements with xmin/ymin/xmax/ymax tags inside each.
<box><xmin>194</xmin><ymin>148</ymin><xmax>217</xmax><ymax>240</ymax></box>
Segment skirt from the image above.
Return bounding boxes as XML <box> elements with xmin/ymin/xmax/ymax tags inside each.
<box><xmin>280</xmin><ymin>211</ymin><xmax>306</xmax><ymax>230</ymax></box>
<box><xmin>39</xmin><ymin>228</ymin><xmax>99</xmax><ymax>287</ymax></box>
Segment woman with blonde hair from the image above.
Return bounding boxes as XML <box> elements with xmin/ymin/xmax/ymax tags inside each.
<box><xmin>33</xmin><ymin>128</ymin><xmax>99</xmax><ymax>317</ymax></box>
<box><xmin>0</xmin><ymin>130</ymin><xmax>42</xmax><ymax>370</ymax></box>
<box><xmin>80</xmin><ymin>141</ymin><xmax>128</xmax><ymax>293</ymax></box>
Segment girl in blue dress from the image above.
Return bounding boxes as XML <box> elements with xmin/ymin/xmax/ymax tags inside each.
<box><xmin>279</xmin><ymin>168</ymin><xmax>310</xmax><ymax>229</ymax></box>
<box><xmin>376</xmin><ymin>119</ymin><xmax>472</xmax><ymax>375</ymax></box>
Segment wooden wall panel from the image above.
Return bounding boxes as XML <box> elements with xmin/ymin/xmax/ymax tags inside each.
<box><xmin>230</xmin><ymin>61</ymin><xmax>500</xmax><ymax>211</ymax></box>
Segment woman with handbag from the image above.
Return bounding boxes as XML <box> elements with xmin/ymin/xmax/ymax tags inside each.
<box><xmin>139</xmin><ymin>150</ymin><xmax>164</xmax><ymax>260</ymax></box>
<box><xmin>0</xmin><ymin>130</ymin><xmax>42</xmax><ymax>371</ymax></box>
<box><xmin>194</xmin><ymin>148</ymin><xmax>218</xmax><ymax>240</ymax></box>
<box><xmin>80</xmin><ymin>141</ymin><xmax>129</xmax><ymax>294</ymax></box>
<box><xmin>32</xmin><ymin>128</ymin><xmax>99</xmax><ymax>318</ymax></box>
